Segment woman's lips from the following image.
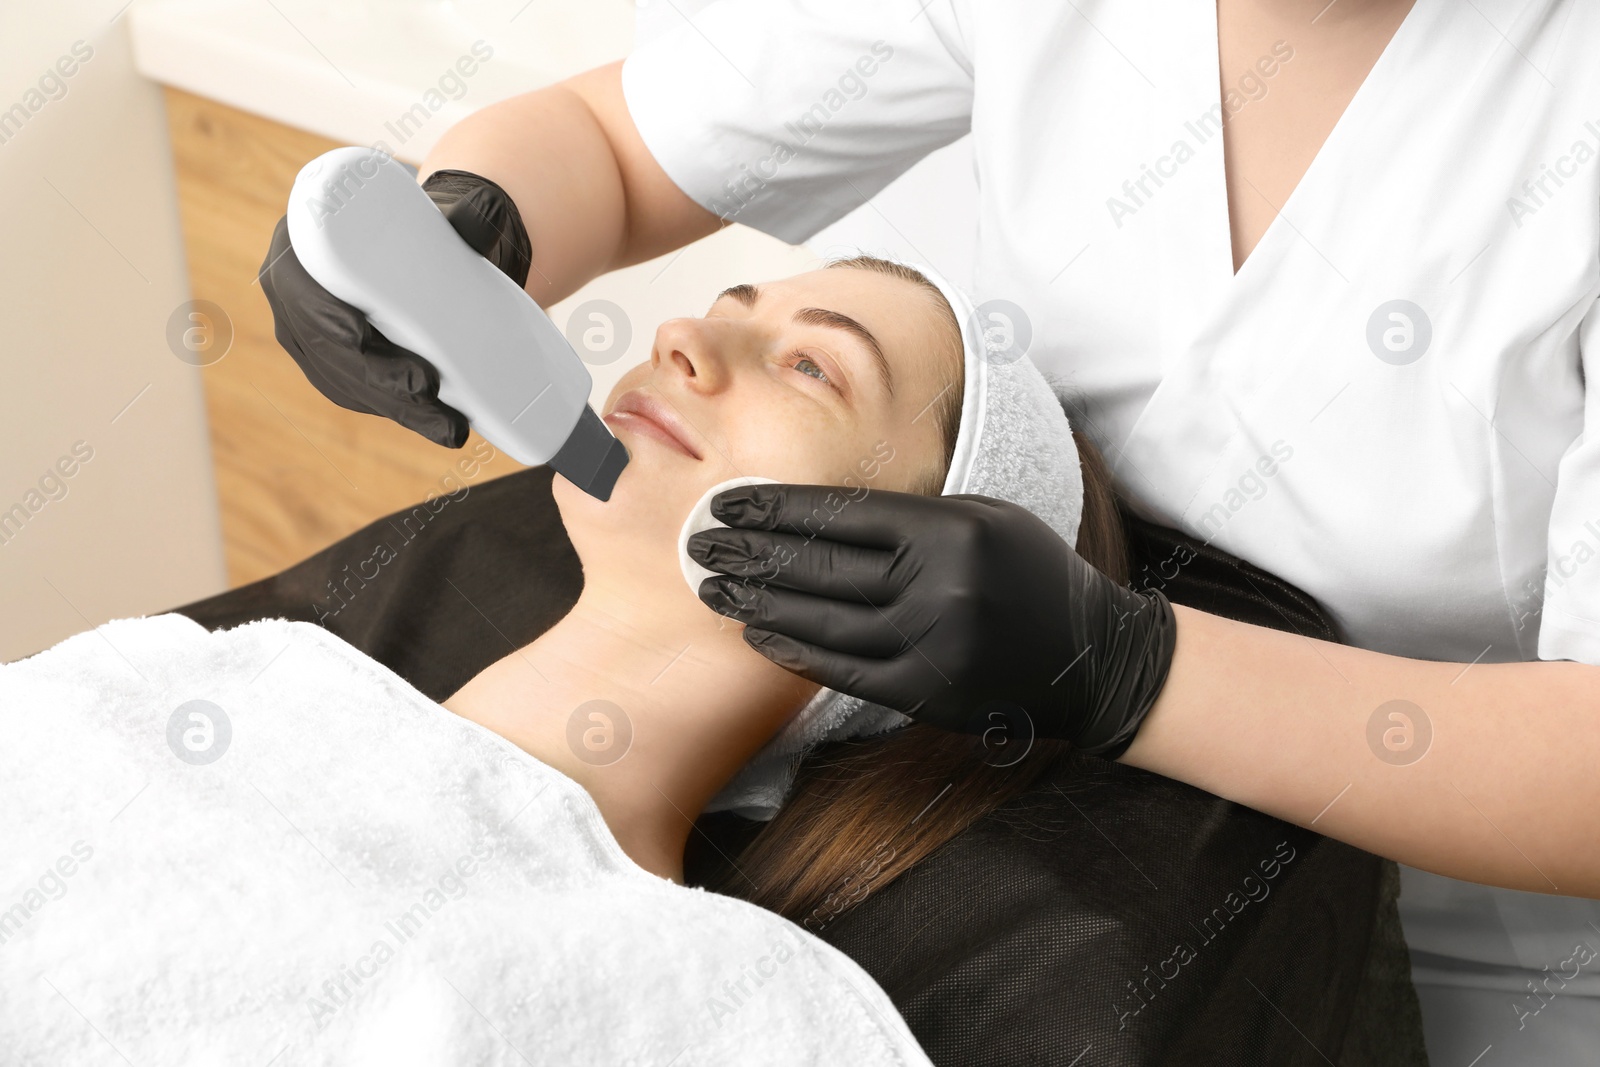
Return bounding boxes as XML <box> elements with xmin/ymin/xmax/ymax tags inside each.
<box><xmin>603</xmin><ymin>391</ymin><xmax>702</xmax><ymax>460</ymax></box>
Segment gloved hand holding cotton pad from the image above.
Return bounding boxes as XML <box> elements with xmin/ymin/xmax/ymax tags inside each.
<box><xmin>678</xmin><ymin>476</ymin><xmax>780</xmax><ymax>594</ymax></box>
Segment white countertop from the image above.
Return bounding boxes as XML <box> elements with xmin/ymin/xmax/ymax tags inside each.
<box><xmin>128</xmin><ymin>0</ymin><xmax>634</xmax><ymax>162</ymax></box>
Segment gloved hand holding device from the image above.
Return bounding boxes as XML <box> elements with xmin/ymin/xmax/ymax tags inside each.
<box><xmin>687</xmin><ymin>483</ymin><xmax>1179</xmax><ymax>759</ymax></box>
<box><xmin>259</xmin><ymin>168</ymin><xmax>532</xmax><ymax>449</ymax></box>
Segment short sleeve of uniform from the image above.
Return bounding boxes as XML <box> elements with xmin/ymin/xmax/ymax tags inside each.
<box><xmin>1539</xmin><ymin>294</ymin><xmax>1600</xmax><ymax>665</ymax></box>
<box><xmin>620</xmin><ymin>0</ymin><xmax>975</xmax><ymax>245</ymax></box>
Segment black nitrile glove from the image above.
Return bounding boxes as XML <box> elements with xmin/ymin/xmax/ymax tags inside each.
<box><xmin>686</xmin><ymin>484</ymin><xmax>1178</xmax><ymax>759</ymax></box>
<box><xmin>258</xmin><ymin>168</ymin><xmax>533</xmax><ymax>448</ymax></box>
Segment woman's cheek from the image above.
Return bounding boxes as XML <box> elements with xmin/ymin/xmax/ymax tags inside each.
<box><xmin>735</xmin><ymin>401</ymin><xmax>858</xmax><ymax>483</ymax></box>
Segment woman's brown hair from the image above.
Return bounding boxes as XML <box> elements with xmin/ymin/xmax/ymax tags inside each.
<box><xmin>710</xmin><ymin>257</ymin><xmax>1130</xmax><ymax>929</ymax></box>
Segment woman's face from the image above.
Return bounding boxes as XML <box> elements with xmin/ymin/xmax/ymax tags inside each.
<box><xmin>553</xmin><ymin>266</ymin><xmax>961</xmax><ymax>588</ymax></box>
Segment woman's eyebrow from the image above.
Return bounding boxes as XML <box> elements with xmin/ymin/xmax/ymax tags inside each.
<box><xmin>712</xmin><ymin>283</ymin><xmax>894</xmax><ymax>398</ymax></box>
<box><xmin>793</xmin><ymin>308</ymin><xmax>893</xmax><ymax>398</ymax></box>
<box><xmin>715</xmin><ymin>283</ymin><xmax>761</xmax><ymax>308</ymax></box>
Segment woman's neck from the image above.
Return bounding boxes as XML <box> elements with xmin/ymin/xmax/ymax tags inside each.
<box><xmin>441</xmin><ymin>579</ymin><xmax>815</xmax><ymax>883</ymax></box>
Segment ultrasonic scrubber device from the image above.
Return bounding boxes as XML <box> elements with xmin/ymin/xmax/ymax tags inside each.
<box><xmin>286</xmin><ymin>146</ymin><xmax>629</xmax><ymax>500</ymax></box>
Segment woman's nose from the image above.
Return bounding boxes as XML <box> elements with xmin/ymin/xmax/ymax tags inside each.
<box><xmin>651</xmin><ymin>318</ymin><xmax>732</xmax><ymax>393</ymax></box>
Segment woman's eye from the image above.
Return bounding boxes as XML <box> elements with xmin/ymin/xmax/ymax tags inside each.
<box><xmin>789</xmin><ymin>351</ymin><xmax>834</xmax><ymax>387</ymax></box>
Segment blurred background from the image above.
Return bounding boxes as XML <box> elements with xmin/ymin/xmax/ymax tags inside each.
<box><xmin>0</xmin><ymin>0</ymin><xmax>978</xmax><ymax>661</ymax></box>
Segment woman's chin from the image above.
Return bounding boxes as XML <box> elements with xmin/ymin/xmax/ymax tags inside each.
<box><xmin>551</xmin><ymin>467</ymin><xmax>635</xmax><ymax>534</ymax></box>
<box><xmin>553</xmin><ymin>449</ymin><xmax>660</xmax><ymax>514</ymax></box>
<box><xmin>552</xmin><ymin>454</ymin><xmax>703</xmax><ymax>559</ymax></box>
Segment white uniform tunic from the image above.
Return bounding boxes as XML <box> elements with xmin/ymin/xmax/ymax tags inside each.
<box><xmin>622</xmin><ymin>0</ymin><xmax>1600</xmax><ymax>1059</ymax></box>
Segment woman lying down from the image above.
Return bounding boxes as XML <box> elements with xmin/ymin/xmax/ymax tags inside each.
<box><xmin>0</xmin><ymin>254</ymin><xmax>1102</xmax><ymax>1064</ymax></box>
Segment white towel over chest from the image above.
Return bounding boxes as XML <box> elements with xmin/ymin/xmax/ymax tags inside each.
<box><xmin>0</xmin><ymin>612</ymin><xmax>930</xmax><ymax>1067</ymax></box>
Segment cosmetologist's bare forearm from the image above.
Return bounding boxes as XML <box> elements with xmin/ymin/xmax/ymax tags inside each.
<box><xmin>1122</xmin><ymin>604</ymin><xmax>1600</xmax><ymax>897</ymax></box>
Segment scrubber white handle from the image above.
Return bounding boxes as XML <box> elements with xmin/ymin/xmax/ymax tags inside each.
<box><xmin>285</xmin><ymin>146</ymin><xmax>627</xmax><ymax>498</ymax></box>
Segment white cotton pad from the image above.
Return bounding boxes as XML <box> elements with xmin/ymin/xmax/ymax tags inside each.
<box><xmin>678</xmin><ymin>476</ymin><xmax>781</xmax><ymax>595</ymax></box>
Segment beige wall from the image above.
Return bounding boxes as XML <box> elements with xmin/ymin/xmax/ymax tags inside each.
<box><xmin>0</xmin><ymin>5</ymin><xmax>225</xmax><ymax>662</ymax></box>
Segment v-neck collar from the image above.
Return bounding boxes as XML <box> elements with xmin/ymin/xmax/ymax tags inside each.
<box><xmin>1150</xmin><ymin>0</ymin><xmax>1438</xmax><ymax>377</ymax></box>
<box><xmin>1114</xmin><ymin>0</ymin><xmax>1442</xmax><ymax>513</ymax></box>
<box><xmin>1219</xmin><ymin>0</ymin><xmax>1431</xmax><ymax>288</ymax></box>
